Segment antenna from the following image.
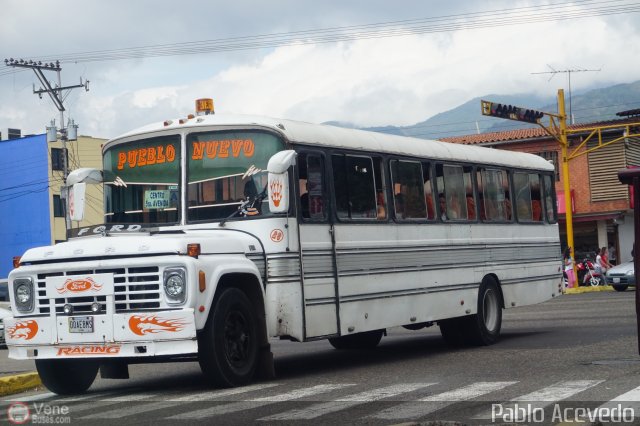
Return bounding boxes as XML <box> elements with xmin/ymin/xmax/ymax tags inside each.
<box><xmin>531</xmin><ymin>65</ymin><xmax>601</xmax><ymax>124</ymax></box>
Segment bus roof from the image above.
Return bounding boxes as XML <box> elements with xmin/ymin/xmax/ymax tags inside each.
<box><xmin>108</xmin><ymin>113</ymin><xmax>554</xmax><ymax>171</ymax></box>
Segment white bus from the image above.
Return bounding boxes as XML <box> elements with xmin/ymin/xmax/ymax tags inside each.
<box><xmin>6</xmin><ymin>101</ymin><xmax>562</xmax><ymax>394</ymax></box>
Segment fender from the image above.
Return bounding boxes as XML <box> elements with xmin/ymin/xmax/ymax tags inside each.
<box><xmin>194</xmin><ymin>254</ymin><xmax>264</xmax><ymax>330</ymax></box>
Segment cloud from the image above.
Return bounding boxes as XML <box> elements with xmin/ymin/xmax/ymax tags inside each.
<box><xmin>2</xmin><ymin>1</ymin><xmax>640</xmax><ymax>139</ymax></box>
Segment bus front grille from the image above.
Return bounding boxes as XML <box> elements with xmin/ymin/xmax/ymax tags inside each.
<box><xmin>36</xmin><ymin>267</ymin><xmax>162</xmax><ymax>314</ymax></box>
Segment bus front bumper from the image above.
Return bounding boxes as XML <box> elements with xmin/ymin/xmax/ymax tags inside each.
<box><xmin>5</xmin><ymin>309</ymin><xmax>198</xmax><ymax>360</ymax></box>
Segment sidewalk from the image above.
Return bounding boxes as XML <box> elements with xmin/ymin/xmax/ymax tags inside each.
<box><xmin>564</xmin><ymin>284</ymin><xmax>616</xmax><ymax>294</ymax></box>
<box><xmin>0</xmin><ymin>348</ymin><xmax>41</xmax><ymax>397</ymax></box>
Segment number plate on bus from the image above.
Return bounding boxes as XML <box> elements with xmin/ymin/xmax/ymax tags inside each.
<box><xmin>69</xmin><ymin>316</ymin><xmax>94</xmax><ymax>333</ymax></box>
<box><xmin>613</xmin><ymin>277</ymin><xmax>621</xmax><ymax>284</ymax></box>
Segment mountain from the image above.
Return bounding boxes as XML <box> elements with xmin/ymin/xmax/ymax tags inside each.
<box><xmin>327</xmin><ymin>81</ymin><xmax>640</xmax><ymax>140</ymax></box>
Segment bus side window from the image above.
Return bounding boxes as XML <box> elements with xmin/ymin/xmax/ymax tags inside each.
<box><xmin>299</xmin><ymin>153</ymin><xmax>327</xmax><ymax>221</ymax></box>
<box><xmin>332</xmin><ymin>154</ymin><xmax>377</xmax><ymax>220</ymax></box>
<box><xmin>423</xmin><ymin>162</ymin><xmax>435</xmax><ymax>220</ymax></box>
<box><xmin>479</xmin><ymin>168</ymin><xmax>510</xmax><ymax>221</ymax></box>
<box><xmin>390</xmin><ymin>159</ymin><xmax>427</xmax><ymax>220</ymax></box>
<box><xmin>513</xmin><ymin>172</ymin><xmax>533</xmax><ymax>221</ymax></box>
<box><xmin>373</xmin><ymin>157</ymin><xmax>387</xmax><ymax>220</ymax></box>
<box><xmin>530</xmin><ymin>173</ymin><xmax>542</xmax><ymax>222</ymax></box>
<box><xmin>543</xmin><ymin>174</ymin><xmax>557</xmax><ymax>223</ymax></box>
<box><xmin>463</xmin><ymin>165</ymin><xmax>476</xmax><ymax>221</ymax></box>
<box><xmin>436</xmin><ymin>164</ymin><xmax>468</xmax><ymax>220</ymax></box>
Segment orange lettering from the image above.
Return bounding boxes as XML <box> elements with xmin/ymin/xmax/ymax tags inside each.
<box><xmin>232</xmin><ymin>140</ymin><xmax>243</xmax><ymax>157</ymax></box>
<box><xmin>157</xmin><ymin>146</ymin><xmax>166</xmax><ymax>163</ymax></box>
<box><xmin>192</xmin><ymin>142</ymin><xmax>205</xmax><ymax>160</ymax></box>
<box><xmin>206</xmin><ymin>141</ymin><xmax>219</xmax><ymax>158</ymax></box>
<box><xmin>243</xmin><ymin>140</ymin><xmax>255</xmax><ymax>157</ymax></box>
<box><xmin>147</xmin><ymin>147</ymin><xmax>156</xmax><ymax>165</ymax></box>
<box><xmin>117</xmin><ymin>152</ymin><xmax>126</xmax><ymax>170</ymax></box>
<box><xmin>128</xmin><ymin>151</ymin><xmax>138</xmax><ymax>168</ymax></box>
<box><xmin>166</xmin><ymin>145</ymin><xmax>175</xmax><ymax>162</ymax></box>
<box><xmin>219</xmin><ymin>140</ymin><xmax>230</xmax><ymax>158</ymax></box>
<box><xmin>138</xmin><ymin>148</ymin><xmax>147</xmax><ymax>166</ymax></box>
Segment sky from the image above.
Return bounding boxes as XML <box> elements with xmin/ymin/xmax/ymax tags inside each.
<box><xmin>2</xmin><ymin>0</ymin><xmax>640</xmax><ymax>140</ymax></box>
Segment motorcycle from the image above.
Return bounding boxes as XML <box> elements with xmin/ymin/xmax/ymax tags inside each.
<box><xmin>576</xmin><ymin>258</ymin><xmax>605</xmax><ymax>286</ymax></box>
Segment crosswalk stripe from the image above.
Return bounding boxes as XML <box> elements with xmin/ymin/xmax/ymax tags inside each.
<box><xmin>473</xmin><ymin>380</ymin><xmax>603</xmax><ymax>419</ymax></box>
<box><xmin>372</xmin><ymin>381</ymin><xmax>518</xmax><ymax>420</ymax></box>
<box><xmin>167</xmin><ymin>383</ymin><xmax>280</xmax><ymax>402</ymax></box>
<box><xmin>78</xmin><ymin>383</ymin><xmax>282</xmax><ymax>419</ymax></box>
<box><xmin>597</xmin><ymin>385</ymin><xmax>640</xmax><ymax>417</ymax></box>
<box><xmin>72</xmin><ymin>392</ymin><xmax>159</xmax><ymax>417</ymax></box>
<box><xmin>167</xmin><ymin>384</ymin><xmax>354</xmax><ymax>420</ymax></box>
<box><xmin>260</xmin><ymin>383</ymin><xmax>435</xmax><ymax>421</ymax></box>
<box><xmin>4</xmin><ymin>392</ymin><xmax>56</xmax><ymax>402</ymax></box>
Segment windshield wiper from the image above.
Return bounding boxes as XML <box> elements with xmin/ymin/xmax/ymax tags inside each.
<box><xmin>219</xmin><ymin>187</ymin><xmax>267</xmax><ymax>227</ymax></box>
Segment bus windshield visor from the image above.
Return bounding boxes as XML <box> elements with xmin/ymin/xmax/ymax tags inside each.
<box><xmin>103</xmin><ymin>135</ymin><xmax>180</xmax><ymax>226</ymax></box>
<box><xmin>187</xmin><ymin>130</ymin><xmax>285</xmax><ymax>221</ymax></box>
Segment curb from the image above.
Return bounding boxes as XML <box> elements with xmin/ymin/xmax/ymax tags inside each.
<box><xmin>564</xmin><ymin>285</ymin><xmax>614</xmax><ymax>295</ymax></box>
<box><xmin>0</xmin><ymin>372</ymin><xmax>41</xmax><ymax>397</ymax></box>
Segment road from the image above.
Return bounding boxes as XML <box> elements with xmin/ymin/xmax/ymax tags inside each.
<box><xmin>2</xmin><ymin>291</ymin><xmax>640</xmax><ymax>425</ymax></box>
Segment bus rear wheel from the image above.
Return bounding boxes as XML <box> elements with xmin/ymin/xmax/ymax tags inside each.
<box><xmin>198</xmin><ymin>287</ymin><xmax>259</xmax><ymax>387</ymax></box>
<box><xmin>439</xmin><ymin>278</ymin><xmax>502</xmax><ymax>346</ymax></box>
<box><xmin>328</xmin><ymin>329</ymin><xmax>384</xmax><ymax>350</ymax></box>
<box><xmin>35</xmin><ymin>359</ymin><xmax>98</xmax><ymax>395</ymax></box>
<box><xmin>467</xmin><ymin>278</ymin><xmax>502</xmax><ymax>345</ymax></box>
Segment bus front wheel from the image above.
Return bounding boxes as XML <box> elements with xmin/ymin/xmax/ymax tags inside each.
<box><xmin>198</xmin><ymin>287</ymin><xmax>259</xmax><ymax>387</ymax></box>
<box><xmin>328</xmin><ymin>329</ymin><xmax>384</xmax><ymax>350</ymax></box>
<box><xmin>35</xmin><ymin>359</ymin><xmax>98</xmax><ymax>395</ymax></box>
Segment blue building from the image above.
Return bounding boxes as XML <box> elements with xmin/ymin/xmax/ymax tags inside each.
<box><xmin>0</xmin><ymin>134</ymin><xmax>51</xmax><ymax>279</ymax></box>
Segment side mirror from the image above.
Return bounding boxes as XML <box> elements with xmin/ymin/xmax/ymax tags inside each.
<box><xmin>68</xmin><ymin>183</ymin><xmax>86</xmax><ymax>221</ymax></box>
<box><xmin>66</xmin><ymin>168</ymin><xmax>103</xmax><ymax>222</ymax></box>
<box><xmin>66</xmin><ymin>168</ymin><xmax>103</xmax><ymax>185</ymax></box>
<box><xmin>267</xmin><ymin>150</ymin><xmax>297</xmax><ymax>213</ymax></box>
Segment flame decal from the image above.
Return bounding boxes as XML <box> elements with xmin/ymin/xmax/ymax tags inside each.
<box><xmin>270</xmin><ymin>179</ymin><xmax>283</xmax><ymax>207</ymax></box>
<box><xmin>128</xmin><ymin>315</ymin><xmax>187</xmax><ymax>336</ymax></box>
<box><xmin>7</xmin><ymin>320</ymin><xmax>38</xmax><ymax>340</ymax></box>
<box><xmin>57</xmin><ymin>277</ymin><xmax>103</xmax><ymax>294</ymax></box>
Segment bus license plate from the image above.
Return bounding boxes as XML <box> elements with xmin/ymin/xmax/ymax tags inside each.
<box><xmin>613</xmin><ymin>277</ymin><xmax>620</xmax><ymax>284</ymax></box>
<box><xmin>69</xmin><ymin>316</ymin><xmax>94</xmax><ymax>333</ymax></box>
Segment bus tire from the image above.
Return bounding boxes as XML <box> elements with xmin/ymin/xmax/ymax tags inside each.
<box><xmin>198</xmin><ymin>287</ymin><xmax>259</xmax><ymax>387</ymax></box>
<box><xmin>613</xmin><ymin>285</ymin><xmax>628</xmax><ymax>292</ymax></box>
<box><xmin>466</xmin><ymin>277</ymin><xmax>502</xmax><ymax>346</ymax></box>
<box><xmin>35</xmin><ymin>359</ymin><xmax>98</xmax><ymax>395</ymax></box>
<box><xmin>328</xmin><ymin>329</ymin><xmax>384</xmax><ymax>350</ymax></box>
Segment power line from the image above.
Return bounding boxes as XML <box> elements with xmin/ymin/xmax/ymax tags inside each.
<box><xmin>1</xmin><ymin>0</ymin><xmax>637</xmax><ymax>74</ymax></box>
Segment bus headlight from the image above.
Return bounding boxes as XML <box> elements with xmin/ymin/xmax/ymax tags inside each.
<box><xmin>14</xmin><ymin>278</ymin><xmax>34</xmax><ymax>312</ymax></box>
<box><xmin>163</xmin><ymin>268</ymin><xmax>186</xmax><ymax>304</ymax></box>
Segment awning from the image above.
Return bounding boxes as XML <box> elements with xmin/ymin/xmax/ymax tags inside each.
<box><xmin>558</xmin><ymin>212</ymin><xmax>625</xmax><ymax>223</ymax></box>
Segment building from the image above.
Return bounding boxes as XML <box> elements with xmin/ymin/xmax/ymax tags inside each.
<box><xmin>441</xmin><ymin>115</ymin><xmax>640</xmax><ymax>264</ymax></box>
<box><xmin>0</xmin><ymin>132</ymin><xmax>106</xmax><ymax>279</ymax></box>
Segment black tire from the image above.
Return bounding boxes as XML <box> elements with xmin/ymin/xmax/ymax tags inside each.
<box><xmin>466</xmin><ymin>277</ymin><xmax>503</xmax><ymax>346</ymax></box>
<box><xmin>35</xmin><ymin>359</ymin><xmax>98</xmax><ymax>395</ymax></box>
<box><xmin>613</xmin><ymin>285</ymin><xmax>629</xmax><ymax>292</ymax></box>
<box><xmin>328</xmin><ymin>329</ymin><xmax>384</xmax><ymax>350</ymax></box>
<box><xmin>198</xmin><ymin>287</ymin><xmax>259</xmax><ymax>387</ymax></box>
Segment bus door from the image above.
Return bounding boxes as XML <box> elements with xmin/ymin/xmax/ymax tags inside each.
<box><xmin>297</xmin><ymin>151</ymin><xmax>339</xmax><ymax>339</ymax></box>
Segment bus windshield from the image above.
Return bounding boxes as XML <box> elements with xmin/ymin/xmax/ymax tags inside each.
<box><xmin>187</xmin><ymin>130</ymin><xmax>285</xmax><ymax>221</ymax></box>
<box><xmin>103</xmin><ymin>135</ymin><xmax>180</xmax><ymax>226</ymax></box>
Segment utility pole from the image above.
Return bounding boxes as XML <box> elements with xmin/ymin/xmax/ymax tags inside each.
<box><xmin>531</xmin><ymin>66</ymin><xmax>600</xmax><ymax>124</ymax></box>
<box><xmin>4</xmin><ymin>58</ymin><xmax>89</xmax><ymax>239</ymax></box>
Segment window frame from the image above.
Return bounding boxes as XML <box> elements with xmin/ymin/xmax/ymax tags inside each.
<box><xmin>296</xmin><ymin>149</ymin><xmax>329</xmax><ymax>223</ymax></box>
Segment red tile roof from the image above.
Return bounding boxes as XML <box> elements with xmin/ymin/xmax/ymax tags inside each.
<box><xmin>439</xmin><ymin>117</ymin><xmax>640</xmax><ymax>145</ymax></box>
